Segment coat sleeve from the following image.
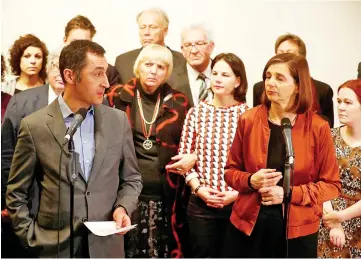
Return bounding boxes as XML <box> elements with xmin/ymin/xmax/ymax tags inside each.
<box><xmin>2</xmin><ymin>95</ymin><xmax>20</xmax><ymax>209</ymax></box>
<box><xmin>224</xmin><ymin>115</ymin><xmax>253</xmax><ymax>193</ymax></box>
<box><xmin>291</xmin><ymin>123</ymin><xmax>341</xmax><ymax>206</ymax></box>
<box><xmin>6</xmin><ymin>117</ymin><xmax>37</xmax><ymax>245</ymax></box>
<box><xmin>114</xmin><ymin>112</ymin><xmax>142</xmax><ymax>215</ymax></box>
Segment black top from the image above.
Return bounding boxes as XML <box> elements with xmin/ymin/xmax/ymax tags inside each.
<box><xmin>259</xmin><ymin>120</ymin><xmax>286</xmax><ymax>217</ymax></box>
<box><xmin>134</xmin><ymin>83</ymin><xmax>162</xmax><ymax>196</ymax></box>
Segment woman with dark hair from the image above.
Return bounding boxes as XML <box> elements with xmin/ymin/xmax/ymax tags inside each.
<box><xmin>224</xmin><ymin>53</ymin><xmax>341</xmax><ymax>258</ymax></box>
<box><xmin>318</xmin><ymin>79</ymin><xmax>361</xmax><ymax>258</ymax></box>
<box><xmin>7</xmin><ymin>34</ymin><xmax>48</xmax><ymax>93</ymax></box>
<box><xmin>107</xmin><ymin>44</ymin><xmax>191</xmax><ymax>258</ymax></box>
<box><xmin>167</xmin><ymin>53</ymin><xmax>248</xmax><ymax>257</ymax></box>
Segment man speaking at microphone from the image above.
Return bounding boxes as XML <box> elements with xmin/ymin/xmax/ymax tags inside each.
<box><xmin>6</xmin><ymin>40</ymin><xmax>142</xmax><ymax>258</ymax></box>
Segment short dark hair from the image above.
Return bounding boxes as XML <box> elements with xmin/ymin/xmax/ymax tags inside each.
<box><xmin>59</xmin><ymin>40</ymin><xmax>105</xmax><ymax>83</ymax></box>
<box><xmin>9</xmin><ymin>34</ymin><xmax>48</xmax><ymax>82</ymax></box>
<box><xmin>64</xmin><ymin>15</ymin><xmax>96</xmax><ymax>39</ymax></box>
<box><xmin>261</xmin><ymin>53</ymin><xmax>313</xmax><ymax>114</ymax></box>
<box><xmin>211</xmin><ymin>53</ymin><xmax>248</xmax><ymax>102</ymax></box>
<box><xmin>275</xmin><ymin>33</ymin><xmax>307</xmax><ymax>57</ymax></box>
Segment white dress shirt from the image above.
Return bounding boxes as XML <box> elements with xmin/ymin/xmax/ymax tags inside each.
<box><xmin>186</xmin><ymin>62</ymin><xmax>212</xmax><ymax>106</ymax></box>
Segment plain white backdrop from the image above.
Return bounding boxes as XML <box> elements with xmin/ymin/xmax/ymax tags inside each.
<box><xmin>1</xmin><ymin>0</ymin><xmax>361</xmax><ymax>126</ymax></box>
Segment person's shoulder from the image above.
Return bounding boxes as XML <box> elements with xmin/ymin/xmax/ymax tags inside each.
<box><xmin>12</xmin><ymin>84</ymin><xmax>48</xmax><ymax>100</ymax></box>
<box><xmin>21</xmin><ymin>98</ymin><xmax>53</xmax><ymax>124</ymax></box>
<box><xmin>164</xmin><ymin>84</ymin><xmax>190</xmax><ymax>109</ymax></box>
<box><xmin>312</xmin><ymin>78</ymin><xmax>331</xmax><ymax>89</ymax></box>
<box><xmin>308</xmin><ymin>111</ymin><xmax>331</xmax><ymax>131</ymax></box>
<box><xmin>99</xmin><ymin>104</ymin><xmax>127</xmax><ymax>119</ymax></box>
<box><xmin>116</xmin><ymin>48</ymin><xmax>141</xmax><ymax>60</ymax></box>
<box><xmin>240</xmin><ymin>105</ymin><xmax>263</xmax><ymax>120</ymax></box>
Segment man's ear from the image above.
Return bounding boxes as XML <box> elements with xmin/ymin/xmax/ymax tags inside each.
<box><xmin>63</xmin><ymin>69</ymin><xmax>76</xmax><ymax>84</ymax></box>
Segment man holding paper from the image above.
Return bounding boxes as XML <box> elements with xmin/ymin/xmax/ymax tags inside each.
<box><xmin>6</xmin><ymin>40</ymin><xmax>142</xmax><ymax>258</ymax></box>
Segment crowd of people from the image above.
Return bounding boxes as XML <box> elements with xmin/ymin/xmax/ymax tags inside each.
<box><xmin>1</xmin><ymin>7</ymin><xmax>360</xmax><ymax>259</ymax></box>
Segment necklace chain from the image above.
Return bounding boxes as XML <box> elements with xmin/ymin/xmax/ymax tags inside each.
<box><xmin>268</xmin><ymin>112</ymin><xmax>297</xmax><ymax>126</ymax></box>
<box><xmin>136</xmin><ymin>90</ymin><xmax>161</xmax><ymax>139</ymax></box>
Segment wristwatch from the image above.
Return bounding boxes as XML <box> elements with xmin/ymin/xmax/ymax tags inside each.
<box><xmin>192</xmin><ymin>185</ymin><xmax>202</xmax><ymax>196</ymax></box>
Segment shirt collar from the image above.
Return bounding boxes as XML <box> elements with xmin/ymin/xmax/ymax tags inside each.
<box><xmin>48</xmin><ymin>85</ymin><xmax>58</xmax><ymax>104</ymax></box>
<box><xmin>186</xmin><ymin>61</ymin><xmax>212</xmax><ymax>82</ymax></box>
<box><xmin>57</xmin><ymin>94</ymin><xmax>94</xmax><ymax>119</ymax></box>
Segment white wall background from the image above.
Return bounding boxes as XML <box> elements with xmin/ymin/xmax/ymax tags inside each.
<box><xmin>2</xmin><ymin>0</ymin><xmax>361</xmax><ymax>126</ymax></box>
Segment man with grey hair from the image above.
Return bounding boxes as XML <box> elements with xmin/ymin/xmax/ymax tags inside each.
<box><xmin>1</xmin><ymin>50</ymin><xmax>64</xmax><ymax>257</ymax></box>
<box><xmin>181</xmin><ymin>24</ymin><xmax>215</xmax><ymax>106</ymax></box>
<box><xmin>114</xmin><ymin>8</ymin><xmax>192</xmax><ymax>104</ymax></box>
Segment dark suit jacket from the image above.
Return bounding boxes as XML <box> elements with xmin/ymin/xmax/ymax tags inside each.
<box><xmin>357</xmin><ymin>62</ymin><xmax>361</xmax><ymax>79</ymax></box>
<box><xmin>6</xmin><ymin>99</ymin><xmax>142</xmax><ymax>258</ymax></box>
<box><xmin>1</xmin><ymin>85</ymin><xmax>49</xmax><ymax>209</ymax></box>
<box><xmin>253</xmin><ymin>78</ymin><xmax>334</xmax><ymax>127</ymax></box>
<box><xmin>114</xmin><ymin>47</ymin><xmax>193</xmax><ymax>106</ymax></box>
<box><xmin>106</xmin><ymin>63</ymin><xmax>121</xmax><ymax>87</ymax></box>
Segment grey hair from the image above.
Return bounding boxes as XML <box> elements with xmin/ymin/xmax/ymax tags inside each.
<box><xmin>181</xmin><ymin>23</ymin><xmax>214</xmax><ymax>43</ymax></box>
<box><xmin>136</xmin><ymin>8</ymin><xmax>169</xmax><ymax>28</ymax></box>
<box><xmin>46</xmin><ymin>50</ymin><xmax>61</xmax><ymax>73</ymax></box>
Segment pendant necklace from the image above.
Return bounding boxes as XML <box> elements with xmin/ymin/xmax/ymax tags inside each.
<box><xmin>136</xmin><ymin>89</ymin><xmax>161</xmax><ymax>150</ymax></box>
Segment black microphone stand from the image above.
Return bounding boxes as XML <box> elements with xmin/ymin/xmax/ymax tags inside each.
<box><xmin>283</xmin><ymin>156</ymin><xmax>293</xmax><ymax>258</ymax></box>
<box><xmin>67</xmin><ymin>136</ymin><xmax>79</xmax><ymax>258</ymax></box>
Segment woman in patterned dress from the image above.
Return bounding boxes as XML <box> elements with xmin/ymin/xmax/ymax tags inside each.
<box><xmin>167</xmin><ymin>53</ymin><xmax>248</xmax><ymax>257</ymax></box>
<box><xmin>318</xmin><ymin>79</ymin><xmax>361</xmax><ymax>258</ymax></box>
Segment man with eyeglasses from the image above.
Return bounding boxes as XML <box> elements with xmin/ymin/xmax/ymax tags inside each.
<box><xmin>180</xmin><ymin>24</ymin><xmax>215</xmax><ymax>106</ymax></box>
<box><xmin>114</xmin><ymin>8</ymin><xmax>192</xmax><ymax>103</ymax></box>
<box><xmin>1</xmin><ymin>51</ymin><xmax>64</xmax><ymax>257</ymax></box>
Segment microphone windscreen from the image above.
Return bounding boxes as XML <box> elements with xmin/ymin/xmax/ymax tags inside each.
<box><xmin>75</xmin><ymin>108</ymin><xmax>87</xmax><ymax>120</ymax></box>
<box><xmin>281</xmin><ymin>117</ymin><xmax>292</xmax><ymax>129</ymax></box>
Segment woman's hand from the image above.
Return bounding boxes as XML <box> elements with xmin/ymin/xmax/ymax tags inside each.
<box><xmin>323</xmin><ymin>210</ymin><xmax>345</xmax><ymax>229</ymax></box>
<box><xmin>250</xmin><ymin>169</ymin><xmax>282</xmax><ymax>190</ymax></box>
<box><xmin>259</xmin><ymin>186</ymin><xmax>284</xmax><ymax>205</ymax></box>
<box><xmin>197</xmin><ymin>187</ymin><xmax>224</xmax><ymax>208</ymax></box>
<box><xmin>166</xmin><ymin>153</ymin><xmax>197</xmax><ymax>175</ymax></box>
<box><xmin>213</xmin><ymin>191</ymin><xmax>239</xmax><ymax>207</ymax></box>
<box><xmin>329</xmin><ymin>226</ymin><xmax>346</xmax><ymax>248</ymax></box>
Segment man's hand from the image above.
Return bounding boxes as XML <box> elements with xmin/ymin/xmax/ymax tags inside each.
<box><xmin>250</xmin><ymin>169</ymin><xmax>282</xmax><ymax>190</ymax></box>
<box><xmin>113</xmin><ymin>206</ymin><xmax>131</xmax><ymax>235</ymax></box>
<box><xmin>166</xmin><ymin>153</ymin><xmax>197</xmax><ymax>174</ymax></box>
<box><xmin>259</xmin><ymin>186</ymin><xmax>284</xmax><ymax>205</ymax></box>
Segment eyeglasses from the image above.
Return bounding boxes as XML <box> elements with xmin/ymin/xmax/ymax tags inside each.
<box><xmin>181</xmin><ymin>41</ymin><xmax>209</xmax><ymax>50</ymax></box>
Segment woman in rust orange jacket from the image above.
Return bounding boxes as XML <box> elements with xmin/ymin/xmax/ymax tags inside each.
<box><xmin>224</xmin><ymin>53</ymin><xmax>341</xmax><ymax>258</ymax></box>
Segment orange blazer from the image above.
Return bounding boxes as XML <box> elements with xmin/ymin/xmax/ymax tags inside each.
<box><xmin>224</xmin><ymin>105</ymin><xmax>341</xmax><ymax>239</ymax></box>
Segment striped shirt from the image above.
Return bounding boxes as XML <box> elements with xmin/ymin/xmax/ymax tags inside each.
<box><xmin>179</xmin><ymin>101</ymin><xmax>248</xmax><ymax>191</ymax></box>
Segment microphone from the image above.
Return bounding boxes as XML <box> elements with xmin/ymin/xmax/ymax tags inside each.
<box><xmin>63</xmin><ymin>108</ymin><xmax>87</xmax><ymax>145</ymax></box>
<box><xmin>281</xmin><ymin>117</ymin><xmax>294</xmax><ymax>164</ymax></box>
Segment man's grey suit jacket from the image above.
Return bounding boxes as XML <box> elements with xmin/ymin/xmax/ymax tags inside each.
<box><xmin>6</xmin><ymin>100</ymin><xmax>142</xmax><ymax>258</ymax></box>
<box><xmin>114</xmin><ymin>47</ymin><xmax>194</xmax><ymax>106</ymax></box>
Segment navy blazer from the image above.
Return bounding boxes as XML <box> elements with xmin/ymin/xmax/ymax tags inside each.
<box><xmin>1</xmin><ymin>85</ymin><xmax>49</xmax><ymax>208</ymax></box>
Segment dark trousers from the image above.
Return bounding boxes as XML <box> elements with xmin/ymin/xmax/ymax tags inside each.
<box><xmin>225</xmin><ymin>217</ymin><xmax>318</xmax><ymax>258</ymax></box>
<box><xmin>188</xmin><ymin>214</ymin><xmax>230</xmax><ymax>258</ymax></box>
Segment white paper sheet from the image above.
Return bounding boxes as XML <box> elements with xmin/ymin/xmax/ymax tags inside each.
<box><xmin>84</xmin><ymin>221</ymin><xmax>137</xmax><ymax>236</ymax></box>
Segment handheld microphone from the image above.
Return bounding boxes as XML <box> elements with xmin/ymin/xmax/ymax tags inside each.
<box><xmin>281</xmin><ymin>117</ymin><xmax>294</xmax><ymax>164</ymax></box>
<box><xmin>63</xmin><ymin>108</ymin><xmax>87</xmax><ymax>145</ymax></box>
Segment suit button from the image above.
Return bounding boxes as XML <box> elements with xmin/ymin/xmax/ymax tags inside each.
<box><xmin>82</xmin><ymin>217</ymin><xmax>88</xmax><ymax>223</ymax></box>
<box><xmin>86</xmin><ymin>191</ymin><xmax>91</xmax><ymax>196</ymax></box>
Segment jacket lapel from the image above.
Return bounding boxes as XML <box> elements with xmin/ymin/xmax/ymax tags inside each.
<box><xmin>46</xmin><ymin>99</ymin><xmax>70</xmax><ymax>155</ymax></box>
